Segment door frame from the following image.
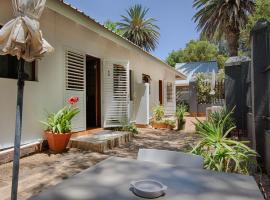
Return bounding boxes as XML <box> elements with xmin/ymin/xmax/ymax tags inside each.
<box><xmin>159</xmin><ymin>80</ymin><xmax>163</xmax><ymax>105</ymax></box>
<box><xmin>86</xmin><ymin>55</ymin><xmax>101</xmax><ymax>128</ymax></box>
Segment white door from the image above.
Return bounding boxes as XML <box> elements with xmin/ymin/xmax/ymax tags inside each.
<box><xmin>64</xmin><ymin>50</ymin><xmax>86</xmax><ymax>131</ymax></box>
<box><xmin>103</xmin><ymin>60</ymin><xmax>129</xmax><ymax>127</ymax></box>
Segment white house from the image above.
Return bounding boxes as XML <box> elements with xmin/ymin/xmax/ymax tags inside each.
<box><xmin>0</xmin><ymin>0</ymin><xmax>185</xmax><ymax>150</ymax></box>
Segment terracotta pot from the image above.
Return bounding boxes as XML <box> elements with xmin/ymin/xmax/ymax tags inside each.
<box><xmin>167</xmin><ymin>125</ymin><xmax>175</xmax><ymax>130</ymax></box>
<box><xmin>45</xmin><ymin>132</ymin><xmax>72</xmax><ymax>153</ymax></box>
<box><xmin>152</xmin><ymin>122</ymin><xmax>168</xmax><ymax>129</ymax></box>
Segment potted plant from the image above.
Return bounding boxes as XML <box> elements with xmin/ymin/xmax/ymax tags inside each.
<box><xmin>163</xmin><ymin>119</ymin><xmax>176</xmax><ymax>130</ymax></box>
<box><xmin>151</xmin><ymin>105</ymin><xmax>167</xmax><ymax>129</ymax></box>
<box><xmin>41</xmin><ymin>96</ymin><xmax>80</xmax><ymax>153</ymax></box>
<box><xmin>175</xmin><ymin>104</ymin><xmax>187</xmax><ymax>130</ymax></box>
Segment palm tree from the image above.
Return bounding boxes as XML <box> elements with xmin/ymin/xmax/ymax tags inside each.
<box><xmin>117</xmin><ymin>4</ymin><xmax>160</xmax><ymax>52</ymax></box>
<box><xmin>193</xmin><ymin>0</ymin><xmax>255</xmax><ymax>56</ymax></box>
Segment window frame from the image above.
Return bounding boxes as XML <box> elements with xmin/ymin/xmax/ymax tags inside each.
<box><xmin>0</xmin><ymin>24</ymin><xmax>36</xmax><ymax>82</ymax></box>
<box><xmin>167</xmin><ymin>82</ymin><xmax>173</xmax><ymax>102</ymax></box>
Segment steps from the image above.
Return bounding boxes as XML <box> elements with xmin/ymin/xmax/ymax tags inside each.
<box><xmin>70</xmin><ymin>130</ymin><xmax>132</xmax><ymax>153</ymax></box>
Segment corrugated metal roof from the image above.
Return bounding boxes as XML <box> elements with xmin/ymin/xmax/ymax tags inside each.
<box><xmin>175</xmin><ymin>61</ymin><xmax>218</xmax><ymax>86</ymax></box>
<box><xmin>53</xmin><ymin>0</ymin><xmax>186</xmax><ymax>79</ymax></box>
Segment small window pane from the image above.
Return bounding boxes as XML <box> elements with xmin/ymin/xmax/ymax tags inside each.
<box><xmin>0</xmin><ymin>55</ymin><xmax>35</xmax><ymax>81</ymax></box>
<box><xmin>167</xmin><ymin>82</ymin><xmax>173</xmax><ymax>102</ymax></box>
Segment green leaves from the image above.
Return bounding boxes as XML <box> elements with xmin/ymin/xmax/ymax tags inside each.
<box><xmin>166</xmin><ymin>40</ymin><xmax>227</xmax><ymax>68</ymax></box>
<box><xmin>192</xmin><ymin>109</ymin><xmax>258</xmax><ymax>175</ymax></box>
<box><xmin>117</xmin><ymin>4</ymin><xmax>160</xmax><ymax>52</ymax></box>
<box><xmin>193</xmin><ymin>0</ymin><xmax>255</xmax><ymax>56</ymax></box>
<box><xmin>240</xmin><ymin>0</ymin><xmax>270</xmax><ymax>51</ymax></box>
<box><xmin>175</xmin><ymin>104</ymin><xmax>187</xmax><ymax>122</ymax></box>
<box><xmin>41</xmin><ymin>106</ymin><xmax>80</xmax><ymax>134</ymax></box>
<box><xmin>152</xmin><ymin>105</ymin><xmax>165</xmax><ymax>121</ymax></box>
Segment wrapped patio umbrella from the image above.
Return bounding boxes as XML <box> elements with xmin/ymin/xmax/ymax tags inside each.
<box><xmin>0</xmin><ymin>0</ymin><xmax>53</xmax><ymax>199</ymax></box>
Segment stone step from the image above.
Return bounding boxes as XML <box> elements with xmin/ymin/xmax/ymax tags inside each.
<box><xmin>70</xmin><ymin>130</ymin><xmax>132</xmax><ymax>153</ymax></box>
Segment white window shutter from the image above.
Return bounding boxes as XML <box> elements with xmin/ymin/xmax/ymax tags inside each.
<box><xmin>103</xmin><ymin>60</ymin><xmax>129</xmax><ymax>127</ymax></box>
<box><xmin>65</xmin><ymin>50</ymin><xmax>86</xmax><ymax>131</ymax></box>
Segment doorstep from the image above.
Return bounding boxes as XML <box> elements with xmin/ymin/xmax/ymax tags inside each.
<box><xmin>69</xmin><ymin>130</ymin><xmax>132</xmax><ymax>153</ymax></box>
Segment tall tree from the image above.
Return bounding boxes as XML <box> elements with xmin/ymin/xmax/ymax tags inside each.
<box><xmin>193</xmin><ymin>0</ymin><xmax>255</xmax><ymax>56</ymax></box>
<box><xmin>166</xmin><ymin>40</ymin><xmax>227</xmax><ymax>68</ymax></box>
<box><xmin>117</xmin><ymin>4</ymin><xmax>160</xmax><ymax>52</ymax></box>
<box><xmin>240</xmin><ymin>0</ymin><xmax>270</xmax><ymax>51</ymax></box>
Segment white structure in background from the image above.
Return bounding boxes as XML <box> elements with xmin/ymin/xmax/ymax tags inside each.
<box><xmin>0</xmin><ymin>0</ymin><xmax>185</xmax><ymax>150</ymax></box>
<box><xmin>175</xmin><ymin>61</ymin><xmax>218</xmax><ymax>103</ymax></box>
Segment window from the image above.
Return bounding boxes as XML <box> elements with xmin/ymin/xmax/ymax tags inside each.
<box><xmin>167</xmin><ymin>82</ymin><xmax>173</xmax><ymax>102</ymax></box>
<box><xmin>0</xmin><ymin>25</ymin><xmax>36</xmax><ymax>81</ymax></box>
<box><xmin>0</xmin><ymin>55</ymin><xmax>36</xmax><ymax>81</ymax></box>
<box><xmin>65</xmin><ymin>50</ymin><xmax>85</xmax><ymax>91</ymax></box>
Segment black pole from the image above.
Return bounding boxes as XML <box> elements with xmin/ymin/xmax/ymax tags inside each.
<box><xmin>11</xmin><ymin>59</ymin><xmax>25</xmax><ymax>200</ymax></box>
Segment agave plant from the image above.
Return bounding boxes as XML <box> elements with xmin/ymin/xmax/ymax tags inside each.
<box><xmin>208</xmin><ymin>107</ymin><xmax>235</xmax><ymax>134</ymax></box>
<box><xmin>193</xmin><ymin>0</ymin><xmax>255</xmax><ymax>56</ymax></box>
<box><xmin>117</xmin><ymin>4</ymin><xmax>160</xmax><ymax>52</ymax></box>
<box><xmin>192</xmin><ymin>112</ymin><xmax>257</xmax><ymax>174</ymax></box>
<box><xmin>175</xmin><ymin>104</ymin><xmax>187</xmax><ymax>130</ymax></box>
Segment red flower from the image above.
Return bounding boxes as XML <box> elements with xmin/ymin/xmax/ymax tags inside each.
<box><xmin>68</xmin><ymin>96</ymin><xmax>79</xmax><ymax>105</ymax></box>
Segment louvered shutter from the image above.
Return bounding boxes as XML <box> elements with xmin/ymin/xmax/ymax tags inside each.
<box><xmin>65</xmin><ymin>50</ymin><xmax>86</xmax><ymax>131</ymax></box>
<box><xmin>103</xmin><ymin>60</ymin><xmax>129</xmax><ymax>127</ymax></box>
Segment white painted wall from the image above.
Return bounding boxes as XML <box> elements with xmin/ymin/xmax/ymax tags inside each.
<box><xmin>0</xmin><ymin>0</ymin><xmax>178</xmax><ymax>149</ymax></box>
<box><xmin>135</xmin><ymin>83</ymin><xmax>150</xmax><ymax>125</ymax></box>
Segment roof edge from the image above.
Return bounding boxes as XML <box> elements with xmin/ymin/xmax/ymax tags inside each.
<box><xmin>46</xmin><ymin>0</ymin><xmax>186</xmax><ymax>80</ymax></box>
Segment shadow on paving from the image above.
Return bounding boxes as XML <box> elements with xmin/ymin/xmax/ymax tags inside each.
<box><xmin>0</xmin><ymin>128</ymin><xmax>201</xmax><ymax>200</ymax></box>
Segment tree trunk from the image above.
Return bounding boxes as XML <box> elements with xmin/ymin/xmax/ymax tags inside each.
<box><xmin>225</xmin><ymin>29</ymin><xmax>240</xmax><ymax>57</ymax></box>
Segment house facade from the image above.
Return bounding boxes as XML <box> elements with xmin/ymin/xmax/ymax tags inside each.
<box><xmin>0</xmin><ymin>0</ymin><xmax>185</xmax><ymax>150</ymax></box>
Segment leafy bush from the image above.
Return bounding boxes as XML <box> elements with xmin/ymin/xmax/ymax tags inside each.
<box><xmin>195</xmin><ymin>73</ymin><xmax>211</xmax><ymax>104</ymax></box>
<box><xmin>41</xmin><ymin>97</ymin><xmax>80</xmax><ymax>134</ymax></box>
<box><xmin>191</xmin><ymin>113</ymin><xmax>257</xmax><ymax>175</ymax></box>
<box><xmin>114</xmin><ymin>118</ymin><xmax>139</xmax><ymax>135</ymax></box>
<box><xmin>163</xmin><ymin>119</ymin><xmax>176</xmax><ymax>127</ymax></box>
<box><xmin>152</xmin><ymin>105</ymin><xmax>165</xmax><ymax>121</ymax></box>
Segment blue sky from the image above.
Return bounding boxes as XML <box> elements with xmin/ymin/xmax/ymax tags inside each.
<box><xmin>64</xmin><ymin>0</ymin><xmax>200</xmax><ymax>60</ymax></box>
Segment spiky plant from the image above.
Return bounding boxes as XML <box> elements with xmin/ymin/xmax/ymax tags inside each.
<box><xmin>117</xmin><ymin>4</ymin><xmax>160</xmax><ymax>52</ymax></box>
<box><xmin>192</xmin><ymin>112</ymin><xmax>257</xmax><ymax>174</ymax></box>
<box><xmin>193</xmin><ymin>0</ymin><xmax>255</xmax><ymax>56</ymax></box>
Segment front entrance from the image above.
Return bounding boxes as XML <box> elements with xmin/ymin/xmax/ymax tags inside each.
<box><xmin>86</xmin><ymin>55</ymin><xmax>101</xmax><ymax>128</ymax></box>
<box><xmin>159</xmin><ymin>80</ymin><xmax>163</xmax><ymax>105</ymax></box>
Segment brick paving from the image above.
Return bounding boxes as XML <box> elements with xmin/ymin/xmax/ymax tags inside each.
<box><xmin>1</xmin><ymin>116</ymin><xmax>268</xmax><ymax>200</ymax></box>
<box><xmin>0</xmin><ymin>124</ymin><xmax>200</xmax><ymax>200</ymax></box>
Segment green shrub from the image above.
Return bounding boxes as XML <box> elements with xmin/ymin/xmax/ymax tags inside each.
<box><xmin>175</xmin><ymin>104</ymin><xmax>187</xmax><ymax>130</ymax></box>
<box><xmin>163</xmin><ymin>119</ymin><xmax>176</xmax><ymax>127</ymax></box>
<box><xmin>114</xmin><ymin>118</ymin><xmax>139</xmax><ymax>135</ymax></box>
<box><xmin>152</xmin><ymin>105</ymin><xmax>165</xmax><ymax>121</ymax></box>
<box><xmin>195</xmin><ymin>73</ymin><xmax>211</xmax><ymax>104</ymax></box>
<box><xmin>191</xmin><ymin>113</ymin><xmax>257</xmax><ymax>175</ymax></box>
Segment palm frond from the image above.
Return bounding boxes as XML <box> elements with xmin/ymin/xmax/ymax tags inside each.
<box><xmin>117</xmin><ymin>4</ymin><xmax>160</xmax><ymax>52</ymax></box>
